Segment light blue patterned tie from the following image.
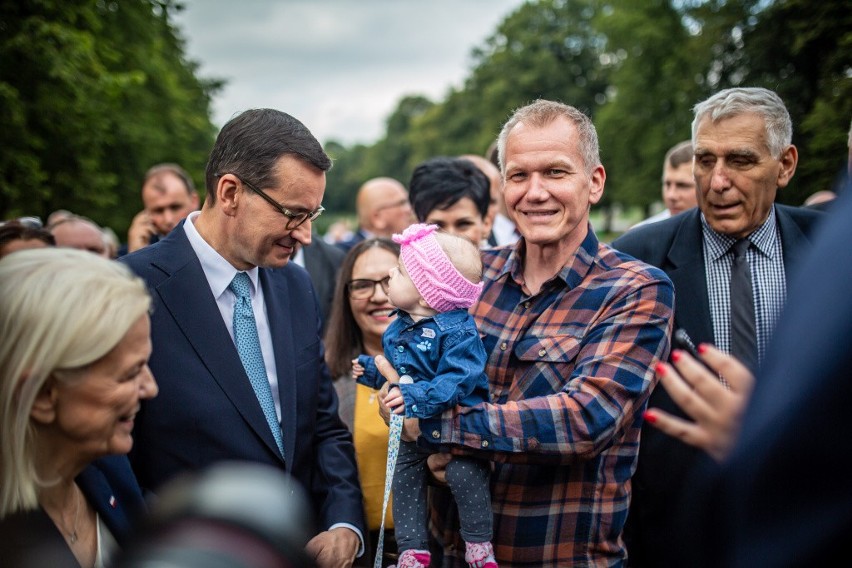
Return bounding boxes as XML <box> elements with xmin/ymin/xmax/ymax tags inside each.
<box><xmin>229</xmin><ymin>272</ymin><xmax>284</xmax><ymax>457</ymax></box>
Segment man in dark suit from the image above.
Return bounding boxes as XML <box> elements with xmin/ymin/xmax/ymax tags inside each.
<box><xmin>122</xmin><ymin>109</ymin><xmax>365</xmax><ymax>567</ymax></box>
<box><xmin>612</xmin><ymin>87</ymin><xmax>822</xmax><ymax>567</ymax></box>
<box><xmin>644</xmin><ymin>187</ymin><xmax>852</xmax><ymax>567</ymax></box>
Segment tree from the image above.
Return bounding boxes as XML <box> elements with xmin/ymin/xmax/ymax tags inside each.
<box><xmin>314</xmin><ymin>0</ymin><xmax>850</xmax><ymax>218</ymax></box>
<box><xmin>0</xmin><ymin>0</ymin><xmax>219</xmax><ymax>236</ymax></box>
<box><xmin>733</xmin><ymin>0</ymin><xmax>851</xmax><ymax>203</ymax></box>
<box><xmin>594</xmin><ymin>0</ymin><xmax>709</xmax><ymax>211</ymax></box>
<box><xmin>411</xmin><ymin>0</ymin><xmax>611</xmax><ymax>165</ymax></box>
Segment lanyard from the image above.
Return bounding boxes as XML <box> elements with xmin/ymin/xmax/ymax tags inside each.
<box><xmin>373</xmin><ymin>412</ymin><xmax>404</xmax><ymax>568</ymax></box>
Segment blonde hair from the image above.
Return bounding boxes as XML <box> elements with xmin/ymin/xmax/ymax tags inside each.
<box><xmin>0</xmin><ymin>249</ymin><xmax>150</xmax><ymax>517</ymax></box>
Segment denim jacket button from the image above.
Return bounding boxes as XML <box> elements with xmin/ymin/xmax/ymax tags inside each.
<box><xmin>396</xmin><ymin>345</ymin><xmax>404</xmax><ymax>352</ymax></box>
<box><xmin>411</xmin><ymin>404</ymin><xmax>418</xmax><ymax>412</ymax></box>
<box><xmin>481</xmin><ymin>440</ymin><xmax>489</xmax><ymax>448</ymax></box>
<box><xmin>432</xmin><ymin>430</ymin><xmax>440</xmax><ymax>439</ymax></box>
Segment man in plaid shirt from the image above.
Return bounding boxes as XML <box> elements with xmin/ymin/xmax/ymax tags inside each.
<box><xmin>376</xmin><ymin>100</ymin><xmax>674</xmax><ymax>566</ymax></box>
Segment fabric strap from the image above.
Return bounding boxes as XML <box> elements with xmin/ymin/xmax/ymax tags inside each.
<box><xmin>374</xmin><ymin>412</ymin><xmax>404</xmax><ymax>568</ymax></box>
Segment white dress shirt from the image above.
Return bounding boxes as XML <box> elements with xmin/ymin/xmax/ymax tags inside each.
<box><xmin>183</xmin><ymin>212</ymin><xmax>281</xmax><ymax>419</ymax></box>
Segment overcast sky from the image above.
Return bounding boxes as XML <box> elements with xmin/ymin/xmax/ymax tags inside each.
<box><xmin>172</xmin><ymin>0</ymin><xmax>527</xmax><ymax>146</ymax></box>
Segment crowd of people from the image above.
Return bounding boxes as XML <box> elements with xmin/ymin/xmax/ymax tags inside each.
<box><xmin>1</xmin><ymin>86</ymin><xmax>850</xmax><ymax>568</ymax></box>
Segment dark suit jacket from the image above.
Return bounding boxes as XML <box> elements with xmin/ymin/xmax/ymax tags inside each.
<box><xmin>121</xmin><ymin>227</ymin><xmax>365</xmax><ymax>535</ymax></box>
<box><xmin>302</xmin><ymin>234</ymin><xmax>346</xmax><ymax>333</ymax></box>
<box><xmin>0</xmin><ymin>455</ymin><xmax>145</xmax><ymax>568</ymax></box>
<box><xmin>336</xmin><ymin>228</ymin><xmax>368</xmax><ymax>253</ymax></box>
<box><xmin>611</xmin><ymin>204</ymin><xmax>822</xmax><ymax>567</ymax></box>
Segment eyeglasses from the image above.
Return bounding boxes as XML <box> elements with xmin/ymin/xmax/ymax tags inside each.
<box><xmin>346</xmin><ymin>277</ymin><xmax>390</xmax><ymax>300</ymax></box>
<box><xmin>215</xmin><ymin>172</ymin><xmax>325</xmax><ymax>230</ymax></box>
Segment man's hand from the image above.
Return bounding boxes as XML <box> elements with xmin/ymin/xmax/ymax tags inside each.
<box><xmin>305</xmin><ymin>527</ymin><xmax>359</xmax><ymax>568</ymax></box>
<box><xmin>127</xmin><ymin>210</ymin><xmax>156</xmax><ymax>253</ymax></box>
<box><xmin>375</xmin><ymin>355</ymin><xmax>421</xmax><ymax>441</ymax></box>
<box><xmin>427</xmin><ymin>453</ymin><xmax>452</xmax><ymax>485</ymax></box>
<box><xmin>644</xmin><ymin>344</ymin><xmax>754</xmax><ymax>462</ymax></box>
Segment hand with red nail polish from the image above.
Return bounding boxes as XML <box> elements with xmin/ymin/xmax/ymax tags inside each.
<box><xmin>643</xmin><ymin>343</ymin><xmax>755</xmax><ymax>461</ymax></box>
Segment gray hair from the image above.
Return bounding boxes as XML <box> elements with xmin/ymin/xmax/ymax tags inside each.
<box><xmin>692</xmin><ymin>87</ymin><xmax>792</xmax><ymax>158</ymax></box>
<box><xmin>497</xmin><ymin>99</ymin><xmax>601</xmax><ymax>176</ymax></box>
<box><xmin>0</xmin><ymin>249</ymin><xmax>150</xmax><ymax>516</ymax></box>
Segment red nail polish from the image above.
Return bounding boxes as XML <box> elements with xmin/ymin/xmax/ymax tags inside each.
<box><xmin>671</xmin><ymin>350</ymin><xmax>682</xmax><ymax>363</ymax></box>
<box><xmin>643</xmin><ymin>411</ymin><xmax>657</xmax><ymax>424</ymax></box>
<box><xmin>655</xmin><ymin>362</ymin><xmax>666</xmax><ymax>376</ymax></box>
<box><xmin>697</xmin><ymin>343</ymin><xmax>708</xmax><ymax>355</ymax></box>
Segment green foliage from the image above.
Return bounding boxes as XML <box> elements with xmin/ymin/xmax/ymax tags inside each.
<box><xmin>726</xmin><ymin>0</ymin><xmax>851</xmax><ymax>203</ymax></box>
<box><xmin>5</xmin><ymin>0</ymin><xmax>845</xmax><ymax>226</ymax></box>
<box><xmin>0</xmin><ymin>0</ymin><xmax>219</xmax><ymax>235</ymax></box>
<box><xmin>412</xmin><ymin>0</ymin><xmax>611</xmax><ymax>165</ymax></box>
<box><xmin>594</xmin><ymin>0</ymin><xmax>707</xmax><ymax>209</ymax></box>
<box><xmin>325</xmin><ymin>0</ymin><xmax>849</xmax><ymax>216</ymax></box>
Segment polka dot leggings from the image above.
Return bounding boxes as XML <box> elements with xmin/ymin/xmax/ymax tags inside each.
<box><xmin>392</xmin><ymin>441</ymin><xmax>493</xmax><ymax>553</ymax></box>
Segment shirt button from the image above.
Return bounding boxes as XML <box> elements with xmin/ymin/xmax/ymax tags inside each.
<box><xmin>399</xmin><ymin>366</ymin><xmax>406</xmax><ymax>374</ymax></box>
<box><xmin>397</xmin><ymin>345</ymin><xmax>404</xmax><ymax>353</ymax></box>
<box><xmin>500</xmin><ymin>342</ymin><xmax>508</xmax><ymax>351</ymax></box>
<box><xmin>481</xmin><ymin>440</ymin><xmax>489</xmax><ymax>448</ymax></box>
<box><xmin>411</xmin><ymin>404</ymin><xmax>418</xmax><ymax>412</ymax></box>
<box><xmin>524</xmin><ymin>301</ymin><xmax>531</xmax><ymax>309</ymax></box>
<box><xmin>432</xmin><ymin>430</ymin><xmax>440</xmax><ymax>439</ymax></box>
<box><xmin>538</xmin><ymin>348</ymin><xmax>546</xmax><ymax>357</ymax></box>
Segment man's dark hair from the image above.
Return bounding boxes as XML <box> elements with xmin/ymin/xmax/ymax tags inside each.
<box><xmin>0</xmin><ymin>220</ymin><xmax>55</xmax><ymax>254</ymax></box>
<box><xmin>144</xmin><ymin>163</ymin><xmax>196</xmax><ymax>195</ymax></box>
<box><xmin>408</xmin><ymin>157</ymin><xmax>490</xmax><ymax>222</ymax></box>
<box><xmin>664</xmin><ymin>140</ymin><xmax>693</xmax><ymax>169</ymax></box>
<box><xmin>204</xmin><ymin>109</ymin><xmax>332</xmax><ymax>204</ymax></box>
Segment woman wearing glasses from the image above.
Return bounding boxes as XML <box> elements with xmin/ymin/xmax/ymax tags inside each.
<box><xmin>324</xmin><ymin>238</ymin><xmax>400</xmax><ymax>567</ymax></box>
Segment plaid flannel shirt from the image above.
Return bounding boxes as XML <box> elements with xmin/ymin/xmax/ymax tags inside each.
<box><xmin>421</xmin><ymin>227</ymin><xmax>674</xmax><ymax>567</ymax></box>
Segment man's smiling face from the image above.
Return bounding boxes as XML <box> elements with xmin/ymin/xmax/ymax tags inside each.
<box><xmin>502</xmin><ymin>116</ymin><xmax>604</xmax><ymax>255</ymax></box>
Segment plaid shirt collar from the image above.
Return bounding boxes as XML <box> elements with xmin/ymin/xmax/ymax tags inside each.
<box><xmin>495</xmin><ymin>224</ymin><xmax>600</xmax><ymax>292</ymax></box>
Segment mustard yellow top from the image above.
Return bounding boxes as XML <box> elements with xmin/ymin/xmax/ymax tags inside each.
<box><xmin>353</xmin><ymin>383</ymin><xmax>394</xmax><ymax>530</ymax></box>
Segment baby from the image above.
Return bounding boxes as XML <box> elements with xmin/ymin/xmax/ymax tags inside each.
<box><xmin>353</xmin><ymin>223</ymin><xmax>497</xmax><ymax>568</ymax></box>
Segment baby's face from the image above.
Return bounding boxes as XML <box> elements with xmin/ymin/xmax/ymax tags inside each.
<box><xmin>387</xmin><ymin>260</ymin><xmax>424</xmax><ymax>314</ymax></box>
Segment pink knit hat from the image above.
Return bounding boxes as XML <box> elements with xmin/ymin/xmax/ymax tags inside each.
<box><xmin>393</xmin><ymin>223</ymin><xmax>484</xmax><ymax>312</ymax></box>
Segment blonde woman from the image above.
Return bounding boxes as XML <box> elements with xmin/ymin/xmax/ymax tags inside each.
<box><xmin>0</xmin><ymin>249</ymin><xmax>158</xmax><ymax>567</ymax></box>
